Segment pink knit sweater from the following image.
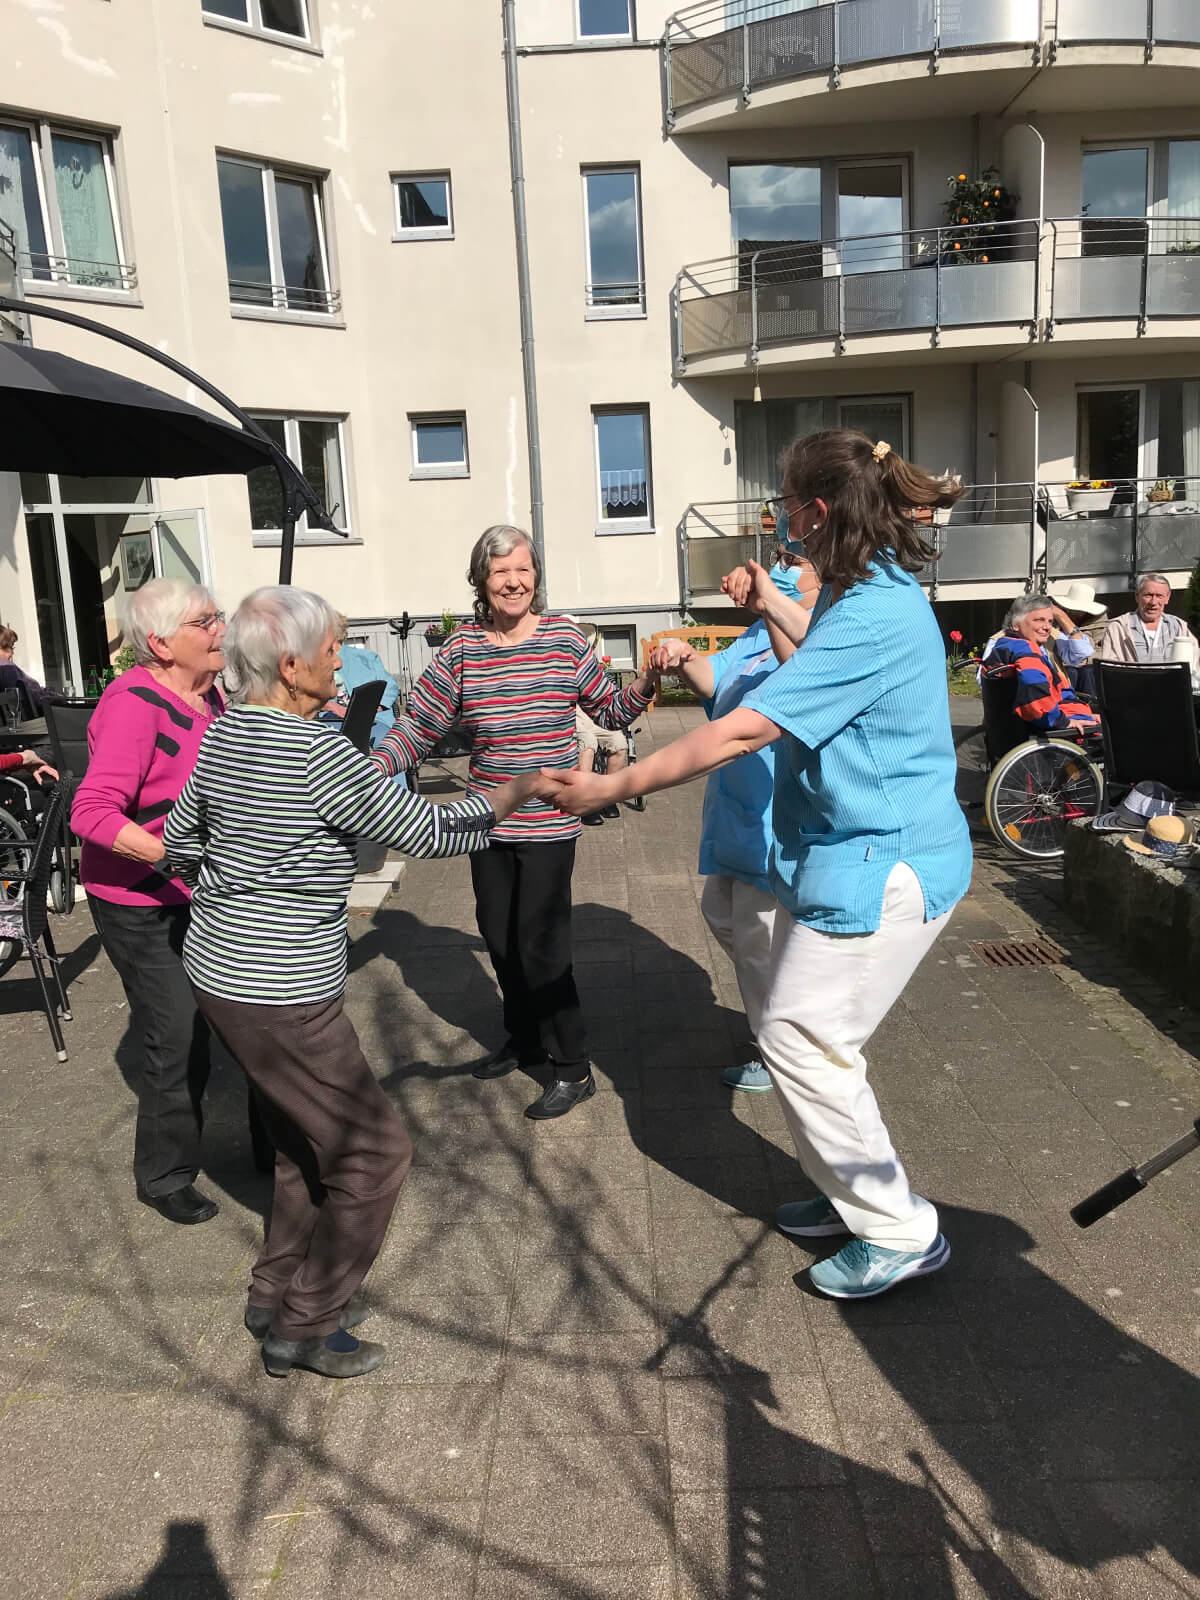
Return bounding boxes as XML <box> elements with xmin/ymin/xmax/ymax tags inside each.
<box><xmin>71</xmin><ymin>667</ymin><xmax>224</xmax><ymax>908</ymax></box>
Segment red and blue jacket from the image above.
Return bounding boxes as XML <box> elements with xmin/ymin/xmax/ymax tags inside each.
<box><xmin>988</xmin><ymin>634</ymin><xmax>1100</xmax><ymax>732</ymax></box>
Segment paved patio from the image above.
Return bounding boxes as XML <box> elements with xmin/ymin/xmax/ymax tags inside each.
<box><xmin>1</xmin><ymin>705</ymin><xmax>1198</xmax><ymax>1600</ymax></box>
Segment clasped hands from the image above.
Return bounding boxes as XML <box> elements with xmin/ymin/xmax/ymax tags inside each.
<box><xmin>504</xmin><ymin>766</ymin><xmax>619</xmax><ymax>818</ymax></box>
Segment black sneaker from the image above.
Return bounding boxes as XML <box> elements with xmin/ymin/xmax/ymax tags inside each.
<box><xmin>525</xmin><ymin>1073</ymin><xmax>596</xmax><ymax>1121</ymax></box>
<box><xmin>473</xmin><ymin>1041</ymin><xmax>547</xmax><ymax>1080</ymax></box>
<box><xmin>136</xmin><ymin>1183</ymin><xmax>218</xmax><ymax>1225</ymax></box>
<box><xmin>600</xmin><ymin>805</ymin><xmax>620</xmax><ymax>819</ymax></box>
<box><xmin>581</xmin><ymin>812</ymin><xmax>604</xmax><ymax>827</ymax></box>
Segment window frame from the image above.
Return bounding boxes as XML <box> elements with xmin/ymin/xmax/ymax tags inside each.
<box><xmin>201</xmin><ymin>0</ymin><xmax>315</xmax><ymax>49</ymax></box>
<box><xmin>576</xmin><ymin>0</ymin><xmax>634</xmax><ymax>42</ymax></box>
<box><xmin>391</xmin><ymin>172</ymin><xmax>454</xmax><ymax>242</ymax></box>
<box><xmin>409</xmin><ymin>413</ymin><xmax>470</xmax><ymax>481</ymax></box>
<box><xmin>581</xmin><ymin>164</ymin><xmax>645</xmax><ymax>318</ymax></box>
<box><xmin>0</xmin><ymin>113</ymin><xmax>132</xmax><ymax>297</ymax></box>
<box><xmin>592</xmin><ymin>404</ymin><xmax>654</xmax><ymax>535</ymax></box>
<box><xmin>246</xmin><ymin>411</ymin><xmax>354</xmax><ymax>546</ymax></box>
<box><xmin>217</xmin><ymin>153</ymin><xmax>338</xmax><ymax>320</ymax></box>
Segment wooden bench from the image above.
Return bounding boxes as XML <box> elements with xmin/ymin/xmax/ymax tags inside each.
<box><xmin>638</xmin><ymin>626</ymin><xmax>748</xmax><ymax>706</ymax></box>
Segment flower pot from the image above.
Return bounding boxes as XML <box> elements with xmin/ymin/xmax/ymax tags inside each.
<box><xmin>424</xmin><ymin>631</ymin><xmax>447</xmax><ymax>648</ymax></box>
<box><xmin>1148</xmin><ymin>490</ymin><xmax>1173</xmax><ymax>503</ymax></box>
<box><xmin>1066</xmin><ymin>487</ymin><xmax>1115</xmax><ymax>514</ymax></box>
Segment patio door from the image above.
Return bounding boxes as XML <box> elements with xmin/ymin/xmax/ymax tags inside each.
<box><xmin>1076</xmin><ymin>386</ymin><xmax>1146</xmax><ymax>491</ymax></box>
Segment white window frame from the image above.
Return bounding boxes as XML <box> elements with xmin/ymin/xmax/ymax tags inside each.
<box><xmin>409</xmin><ymin>413</ymin><xmax>470</xmax><ymax>480</ymax></box>
<box><xmin>391</xmin><ymin>172</ymin><xmax>454</xmax><ymax>242</ymax></box>
<box><xmin>218</xmin><ymin>154</ymin><xmax>337</xmax><ymax>320</ymax></box>
<box><xmin>201</xmin><ymin>0</ymin><xmax>314</xmax><ymax>48</ymax></box>
<box><xmin>576</xmin><ymin>0</ymin><xmax>634</xmax><ymax>42</ymax></box>
<box><xmin>0</xmin><ymin>114</ymin><xmax>132</xmax><ymax>297</ymax></box>
<box><xmin>592</xmin><ymin>405</ymin><xmax>654</xmax><ymax>536</ymax></box>
<box><xmin>582</xmin><ymin>165</ymin><xmax>645</xmax><ymax>318</ymax></box>
<box><xmin>247</xmin><ymin>412</ymin><xmax>353</xmax><ymax>545</ymax></box>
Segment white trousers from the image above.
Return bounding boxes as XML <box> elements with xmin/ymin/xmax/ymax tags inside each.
<box><xmin>700</xmin><ymin>874</ymin><xmax>779</xmax><ymax>1041</ymax></box>
<box><xmin>757</xmin><ymin>862</ymin><xmax>948</xmax><ymax>1252</ymax></box>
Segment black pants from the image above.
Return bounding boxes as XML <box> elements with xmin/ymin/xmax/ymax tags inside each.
<box><xmin>469</xmin><ymin>837</ymin><xmax>588</xmax><ymax>1078</ymax></box>
<box><xmin>89</xmin><ymin>895</ymin><xmax>211</xmax><ymax>1196</ymax></box>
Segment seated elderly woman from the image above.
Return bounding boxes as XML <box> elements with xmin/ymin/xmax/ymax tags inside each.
<box><xmin>986</xmin><ymin>594</ymin><xmax>1100</xmax><ymax>734</ymax></box>
<box><xmin>71</xmin><ymin>578</ymin><xmax>228</xmax><ymax>1226</ymax></box>
<box><xmin>163</xmin><ymin>586</ymin><xmax>558</xmax><ymax>1381</ymax></box>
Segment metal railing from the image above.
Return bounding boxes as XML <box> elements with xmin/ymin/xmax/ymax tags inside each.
<box><xmin>0</xmin><ymin>222</ymin><xmax>23</xmax><ymax>343</ymax></box>
<box><xmin>585</xmin><ymin>280</ymin><xmax>646</xmax><ymax>313</ymax></box>
<box><xmin>665</xmin><ymin>0</ymin><xmax>1042</xmax><ymax>118</ymax></box>
<box><xmin>19</xmin><ymin>252</ymin><xmax>137</xmax><ymax>292</ymax></box>
<box><xmin>228</xmin><ymin>278</ymin><xmax>342</xmax><ymax>315</ymax></box>
<box><xmin>1048</xmin><ymin>216</ymin><xmax>1200</xmax><ymax>332</ymax></box>
<box><xmin>1041</xmin><ymin>478</ymin><xmax>1200</xmax><ymax>582</ymax></box>
<box><xmin>1055</xmin><ymin>0</ymin><xmax>1200</xmax><ymax>51</ymax></box>
<box><xmin>675</xmin><ymin>220</ymin><xmax>1039</xmax><ymax>364</ymax></box>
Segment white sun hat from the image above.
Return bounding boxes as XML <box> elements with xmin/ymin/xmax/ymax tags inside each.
<box><xmin>1047</xmin><ymin>581</ymin><xmax>1106</xmax><ymax>617</ymax></box>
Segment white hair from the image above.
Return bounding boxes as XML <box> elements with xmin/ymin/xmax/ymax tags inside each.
<box><xmin>124</xmin><ymin>578</ymin><xmax>217</xmax><ymax>665</ymax></box>
<box><xmin>1135</xmin><ymin>572</ymin><xmax>1171</xmax><ymax>593</ymax></box>
<box><xmin>1004</xmin><ymin>592</ymin><xmax>1054</xmax><ymax>630</ymax></box>
<box><xmin>467</xmin><ymin>524</ymin><xmax>544</xmax><ymax>624</ymax></box>
<box><xmin>222</xmin><ymin>586</ymin><xmax>338</xmax><ymax>703</ymax></box>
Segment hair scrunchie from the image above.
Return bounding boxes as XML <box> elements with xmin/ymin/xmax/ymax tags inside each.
<box><xmin>872</xmin><ymin>439</ymin><xmax>892</xmax><ymax>462</ymax></box>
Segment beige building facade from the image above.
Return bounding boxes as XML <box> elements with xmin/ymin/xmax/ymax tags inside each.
<box><xmin>3</xmin><ymin>0</ymin><xmax>1200</xmax><ymax>689</ymax></box>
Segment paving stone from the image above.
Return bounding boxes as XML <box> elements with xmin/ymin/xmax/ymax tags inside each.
<box><xmin>473</xmin><ymin>1564</ymin><xmax>673</xmax><ymax>1600</ymax></box>
<box><xmin>497</xmin><ymin>1331</ymin><xmax>661</xmax><ymax>1437</ymax></box>
<box><xmin>665</xmin><ymin>1373</ymin><xmax>846</xmax><ymax>1490</ymax></box>
<box><xmin>673</xmin><ymin>1487</ymin><xmax>878</xmax><ymax>1600</ymax></box>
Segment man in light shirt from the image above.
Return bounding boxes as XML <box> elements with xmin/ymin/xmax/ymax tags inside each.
<box><xmin>1099</xmin><ymin>573</ymin><xmax>1198</xmax><ymax>665</ymax></box>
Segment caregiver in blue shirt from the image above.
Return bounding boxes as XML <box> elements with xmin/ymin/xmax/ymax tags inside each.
<box><xmin>650</xmin><ymin>550</ymin><xmax>819</xmax><ymax>1094</ymax></box>
<box><xmin>548</xmin><ymin>430</ymin><xmax>972</xmax><ymax>1302</ymax></box>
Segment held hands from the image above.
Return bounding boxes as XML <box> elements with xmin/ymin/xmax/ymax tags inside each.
<box><xmin>723</xmin><ymin>558</ymin><xmax>820</xmax><ymax>614</ymax></box>
<box><xmin>649</xmin><ymin>637</ymin><xmax>695</xmax><ymax>673</ymax></box>
<box><xmin>20</xmin><ymin>748</ymin><xmax>58</xmax><ymax>786</ymax></box>
<box><xmin>538</xmin><ymin>767</ymin><xmax>610</xmax><ymax>817</ymax></box>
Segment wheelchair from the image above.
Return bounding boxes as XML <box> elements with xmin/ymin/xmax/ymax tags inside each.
<box><xmin>0</xmin><ymin>775</ymin><xmax>75</xmax><ymax>977</ymax></box>
<box><xmin>592</xmin><ymin>720</ymin><xmax>646</xmax><ymax>811</ymax></box>
<box><xmin>959</xmin><ymin>660</ymin><xmax>1104</xmax><ymax>861</ymax></box>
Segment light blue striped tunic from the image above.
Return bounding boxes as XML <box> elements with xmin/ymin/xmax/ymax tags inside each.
<box><xmin>163</xmin><ymin>704</ymin><xmax>496</xmax><ymax>1004</ymax></box>
<box><xmin>744</xmin><ymin>562</ymin><xmax>972</xmax><ymax>934</ymax></box>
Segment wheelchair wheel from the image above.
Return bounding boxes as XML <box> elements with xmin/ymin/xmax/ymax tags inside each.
<box><xmin>983</xmin><ymin>738</ymin><xmax>1104</xmax><ymax>860</ymax></box>
<box><xmin>0</xmin><ymin>806</ymin><xmax>30</xmax><ymax>977</ymax></box>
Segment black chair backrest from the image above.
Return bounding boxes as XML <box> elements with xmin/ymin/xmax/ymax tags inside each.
<box><xmin>980</xmin><ymin>666</ymin><xmax>1027</xmax><ymax>764</ymax></box>
<box><xmin>1095</xmin><ymin>660</ymin><xmax>1200</xmax><ymax>792</ymax></box>
<box><xmin>0</xmin><ymin>687</ymin><xmax>20</xmax><ymax>729</ymax></box>
<box><xmin>0</xmin><ymin>665</ymin><xmax>38</xmax><ymax>721</ymax></box>
<box><xmin>340</xmin><ymin>680</ymin><xmax>386</xmax><ymax>755</ymax></box>
<box><xmin>44</xmin><ymin>700</ymin><xmax>96</xmax><ymax>783</ymax></box>
<box><xmin>20</xmin><ymin>779</ymin><xmax>72</xmax><ymax>943</ymax></box>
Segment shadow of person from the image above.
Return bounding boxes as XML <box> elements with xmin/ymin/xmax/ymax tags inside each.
<box><xmin>99</xmin><ymin>1519</ymin><xmax>233</xmax><ymax>1599</ymax></box>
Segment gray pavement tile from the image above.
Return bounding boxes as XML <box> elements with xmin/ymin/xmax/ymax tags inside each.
<box><xmin>344</xmin><ymin>1291</ymin><xmax>510</xmax><ymax>1386</ymax></box>
<box><xmin>672</xmin><ymin>1487</ymin><xmax>877</xmax><ymax>1600</ymax></box>
<box><xmin>3</xmin><ymin>1515</ymin><xmax>109</xmax><ymax>1595</ymax></box>
<box><xmin>949</xmin><ymin>1276</ymin><xmax>1167</xmax><ymax>1371</ymax></box>
<box><xmin>473</xmin><ymin>1563</ymin><xmax>673</xmax><ymax>1600</ymax></box>
<box><xmin>664</xmin><ymin>1373</ymin><xmax>846</xmax><ymax>1490</ymax></box>
<box><xmin>1050</xmin><ymin>1481</ymin><xmax>1200</xmax><ymax>1596</ymax></box>
<box><xmin>374</xmin><ymin>1221</ymin><xmax>520</xmax><ymax>1299</ymax></box>
<box><xmin>816</xmin><ymin>1324</ymin><xmax>1000</xmax><ymax>1424</ymax></box>
<box><xmin>314</xmin><ymin>1382</ymin><xmax>497</xmax><ymax>1501</ymax></box>
<box><xmin>497</xmin><ymin>1331</ymin><xmax>661</xmax><ymax>1437</ymax></box>
<box><xmin>651</xmin><ymin>1286</ymin><xmax>820</xmax><ymax>1378</ymax></box>
<box><xmin>871</xmin><ymin>1551</ymin><xmax>1107</xmax><ymax>1600</ymax></box>
<box><xmin>274</xmin><ymin>1500</ymin><xmax>482</xmax><ymax>1598</ymax></box>
<box><xmin>508</xmin><ymin>1249</ymin><xmax>657</xmax><ymax>1335</ymax></box>
<box><xmin>518</xmin><ymin>1185</ymin><xmax>652</xmax><ymax>1258</ymax></box>
<box><xmin>527</xmin><ymin>1134</ymin><xmax>648</xmax><ymax>1195</ymax></box>
<box><xmin>0</xmin><ymin>1390</ymin><xmax>162</xmax><ymax>1511</ymax></box>
<box><xmin>30</xmin><ymin>1291</ymin><xmax>223</xmax><ymax>1391</ymax></box>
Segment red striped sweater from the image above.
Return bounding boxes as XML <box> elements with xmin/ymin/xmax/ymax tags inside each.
<box><xmin>372</xmin><ymin>616</ymin><xmax>652</xmax><ymax>841</ymax></box>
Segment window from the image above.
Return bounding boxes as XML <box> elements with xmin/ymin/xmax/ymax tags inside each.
<box><xmin>217</xmin><ymin>155</ymin><xmax>336</xmax><ymax>315</ymax></box>
<box><xmin>598</xmin><ymin>624</ymin><xmax>634</xmax><ymax>668</ymax></box>
<box><xmin>410</xmin><ymin>414</ymin><xmax>469</xmax><ymax>479</ymax></box>
<box><xmin>583</xmin><ymin>167</ymin><xmax>644</xmax><ymax>315</ymax></box>
<box><xmin>0</xmin><ymin>117</ymin><xmax>130</xmax><ymax>290</ymax></box>
<box><xmin>735</xmin><ymin>393</ymin><xmax>910</xmax><ymax>506</ymax></box>
<box><xmin>593</xmin><ymin>407</ymin><xmax>652</xmax><ymax>532</ymax></box>
<box><xmin>247</xmin><ymin>414</ymin><xmax>350</xmax><ymax>541</ymax></box>
<box><xmin>392</xmin><ymin>174</ymin><xmax>453</xmax><ymax>241</ymax></box>
<box><xmin>202</xmin><ymin>0</ymin><xmax>309</xmax><ymax>41</ymax></box>
<box><xmin>730</xmin><ymin>158</ymin><xmax>907</xmax><ymax>284</ymax></box>
<box><xmin>578</xmin><ymin>0</ymin><xmax>633</xmax><ymax>40</ymax></box>
<box><xmin>1081</xmin><ymin>139</ymin><xmax>1200</xmax><ymax>256</ymax></box>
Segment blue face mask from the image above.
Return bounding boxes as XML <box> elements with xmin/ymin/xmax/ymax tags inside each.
<box><xmin>768</xmin><ymin>561</ymin><xmax>803</xmax><ymax>599</ymax></box>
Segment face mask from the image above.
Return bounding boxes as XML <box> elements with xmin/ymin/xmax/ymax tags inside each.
<box><xmin>768</xmin><ymin>561</ymin><xmax>803</xmax><ymax>600</ymax></box>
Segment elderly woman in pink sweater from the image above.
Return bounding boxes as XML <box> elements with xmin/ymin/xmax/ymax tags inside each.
<box><xmin>72</xmin><ymin>578</ymin><xmax>227</xmax><ymax>1226</ymax></box>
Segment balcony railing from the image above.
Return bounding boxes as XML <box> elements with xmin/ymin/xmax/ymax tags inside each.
<box><xmin>585</xmin><ymin>279</ymin><xmax>647</xmax><ymax>316</ymax></box>
<box><xmin>1055</xmin><ymin>0</ymin><xmax>1200</xmax><ymax>51</ymax></box>
<box><xmin>1041</xmin><ymin>478</ymin><xmax>1200</xmax><ymax>582</ymax></box>
<box><xmin>1048</xmin><ymin>217</ymin><xmax>1200</xmax><ymax>331</ymax></box>
<box><xmin>665</xmin><ymin>0</ymin><xmax>1042</xmax><ymax>118</ymax></box>
<box><xmin>19</xmin><ymin>252</ymin><xmax>137</xmax><ymax>292</ymax></box>
<box><xmin>676</xmin><ymin>221</ymin><xmax>1039</xmax><ymax>365</ymax></box>
<box><xmin>229</xmin><ymin>279</ymin><xmax>342</xmax><ymax>315</ymax></box>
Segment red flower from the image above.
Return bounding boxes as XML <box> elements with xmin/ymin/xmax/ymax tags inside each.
<box><xmin>950</xmin><ymin>629</ymin><xmax>964</xmax><ymax>643</ymax></box>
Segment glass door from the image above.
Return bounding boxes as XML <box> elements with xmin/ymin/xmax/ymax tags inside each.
<box><xmin>836</xmin><ymin>162</ymin><xmax>905</xmax><ymax>274</ymax></box>
<box><xmin>1081</xmin><ymin>146</ymin><xmax>1149</xmax><ymax>256</ymax></box>
<box><xmin>1076</xmin><ymin>386</ymin><xmax>1144</xmax><ymax>490</ymax></box>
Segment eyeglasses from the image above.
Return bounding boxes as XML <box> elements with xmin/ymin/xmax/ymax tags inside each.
<box><xmin>184</xmin><ymin>612</ymin><xmax>226</xmax><ymax>633</ymax></box>
<box><xmin>775</xmin><ymin>548</ymin><xmax>805</xmax><ymax>568</ymax></box>
<box><xmin>766</xmin><ymin>494</ymin><xmax>813</xmax><ymax>518</ymax></box>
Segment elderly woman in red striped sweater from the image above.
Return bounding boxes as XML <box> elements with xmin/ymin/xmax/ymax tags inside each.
<box><xmin>372</xmin><ymin>525</ymin><xmax>659</xmax><ymax>1120</ymax></box>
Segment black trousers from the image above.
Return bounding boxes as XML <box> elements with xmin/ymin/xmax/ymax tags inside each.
<box><xmin>469</xmin><ymin>837</ymin><xmax>588</xmax><ymax>1077</ymax></box>
<box><xmin>89</xmin><ymin>895</ymin><xmax>212</xmax><ymax>1196</ymax></box>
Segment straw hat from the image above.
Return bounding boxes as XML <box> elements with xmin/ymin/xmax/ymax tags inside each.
<box><xmin>1123</xmin><ymin>813</ymin><xmax>1195</xmax><ymax>858</ymax></box>
<box><xmin>1048</xmin><ymin>581</ymin><xmax>1105</xmax><ymax>617</ymax></box>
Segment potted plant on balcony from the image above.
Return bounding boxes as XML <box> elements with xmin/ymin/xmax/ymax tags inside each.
<box><xmin>1066</xmin><ymin>479</ymin><xmax>1117</xmax><ymax>513</ymax></box>
<box><xmin>1149</xmin><ymin>478</ymin><xmax>1176</xmax><ymax>502</ymax></box>
<box><xmin>942</xmin><ymin>168</ymin><xmax>1018</xmax><ymax>265</ymax></box>
<box><xmin>424</xmin><ymin>609</ymin><xmax>459</xmax><ymax>648</ymax></box>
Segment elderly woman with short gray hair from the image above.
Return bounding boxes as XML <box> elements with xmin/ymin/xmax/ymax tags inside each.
<box><xmin>373</xmin><ymin>524</ymin><xmax>659</xmax><ymax>1121</ymax></box>
<box><xmin>72</xmin><ymin>577</ymin><xmax>228</xmax><ymax>1226</ymax></box>
<box><xmin>163</xmin><ymin>586</ymin><xmax>556</xmax><ymax>1379</ymax></box>
<box><xmin>985</xmin><ymin>593</ymin><xmax>1100</xmax><ymax>733</ymax></box>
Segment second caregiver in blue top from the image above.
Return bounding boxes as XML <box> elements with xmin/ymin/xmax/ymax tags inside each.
<box><xmin>550</xmin><ymin>429</ymin><xmax>972</xmax><ymax>1305</ymax></box>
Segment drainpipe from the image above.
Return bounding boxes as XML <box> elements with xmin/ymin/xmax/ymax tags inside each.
<box><xmin>501</xmin><ymin>0</ymin><xmax>547</xmax><ymax>582</ymax></box>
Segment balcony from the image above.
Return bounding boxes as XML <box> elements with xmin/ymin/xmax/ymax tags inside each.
<box><xmin>665</xmin><ymin>0</ymin><xmax>1042</xmax><ymax>130</ymax></box>
<box><xmin>1047</xmin><ymin>217</ymin><xmax>1200</xmax><ymax>343</ymax></box>
<box><xmin>1041</xmin><ymin>478</ymin><xmax>1200</xmax><ymax>584</ymax></box>
<box><xmin>675</xmin><ymin>222</ymin><xmax>1039</xmax><ymax>375</ymax></box>
<box><xmin>1054</xmin><ymin>0</ymin><xmax>1200</xmax><ymax>52</ymax></box>
<box><xmin>19</xmin><ymin>252</ymin><xmax>138</xmax><ymax>296</ymax></box>
<box><xmin>228</xmin><ymin>279</ymin><xmax>342</xmax><ymax>318</ymax></box>
<box><xmin>0</xmin><ymin>222</ymin><xmax>25</xmax><ymax>343</ymax></box>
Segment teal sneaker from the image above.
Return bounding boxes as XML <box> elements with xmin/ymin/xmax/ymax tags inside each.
<box><xmin>776</xmin><ymin>1196</ymin><xmax>852</xmax><ymax>1238</ymax></box>
<box><xmin>808</xmin><ymin>1234</ymin><xmax>950</xmax><ymax>1300</ymax></box>
<box><xmin>722</xmin><ymin>1059</ymin><xmax>773</xmax><ymax>1092</ymax></box>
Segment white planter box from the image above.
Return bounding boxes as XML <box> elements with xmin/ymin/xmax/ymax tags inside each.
<box><xmin>1066</xmin><ymin>487</ymin><xmax>1116</xmax><ymax>513</ymax></box>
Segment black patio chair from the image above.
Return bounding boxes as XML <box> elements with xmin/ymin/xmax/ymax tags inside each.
<box><xmin>1095</xmin><ymin>660</ymin><xmax>1200</xmax><ymax>795</ymax></box>
<box><xmin>339</xmin><ymin>679</ymin><xmax>386</xmax><ymax>755</ymax></box>
<box><xmin>44</xmin><ymin>699</ymin><xmax>96</xmax><ymax>782</ymax></box>
<box><xmin>0</xmin><ymin>779</ymin><xmax>75</xmax><ymax>1061</ymax></box>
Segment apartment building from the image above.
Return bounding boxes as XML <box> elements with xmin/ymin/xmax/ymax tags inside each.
<box><xmin>3</xmin><ymin>0</ymin><xmax>1200</xmax><ymax>690</ymax></box>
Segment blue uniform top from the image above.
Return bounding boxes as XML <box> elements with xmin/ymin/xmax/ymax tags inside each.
<box><xmin>318</xmin><ymin>644</ymin><xmax>400</xmax><ymax>749</ymax></box>
<box><xmin>744</xmin><ymin>562</ymin><xmax>972</xmax><ymax>933</ymax></box>
<box><xmin>698</xmin><ymin>620</ymin><xmax>778</xmax><ymax>892</ymax></box>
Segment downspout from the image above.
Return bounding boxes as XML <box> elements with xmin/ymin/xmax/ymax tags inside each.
<box><xmin>502</xmin><ymin>0</ymin><xmax>547</xmax><ymax>582</ymax></box>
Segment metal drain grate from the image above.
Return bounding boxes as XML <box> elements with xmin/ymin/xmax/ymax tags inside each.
<box><xmin>971</xmin><ymin>939</ymin><xmax>1065</xmax><ymax>969</ymax></box>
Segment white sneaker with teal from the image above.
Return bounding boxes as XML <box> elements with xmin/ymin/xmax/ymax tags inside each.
<box><xmin>722</xmin><ymin>1059</ymin><xmax>773</xmax><ymax>1092</ymax></box>
<box><xmin>808</xmin><ymin>1234</ymin><xmax>951</xmax><ymax>1299</ymax></box>
<box><xmin>776</xmin><ymin>1196</ymin><xmax>852</xmax><ymax>1238</ymax></box>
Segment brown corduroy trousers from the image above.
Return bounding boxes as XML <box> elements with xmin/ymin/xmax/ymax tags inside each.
<box><xmin>194</xmin><ymin>987</ymin><xmax>412</xmax><ymax>1341</ymax></box>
